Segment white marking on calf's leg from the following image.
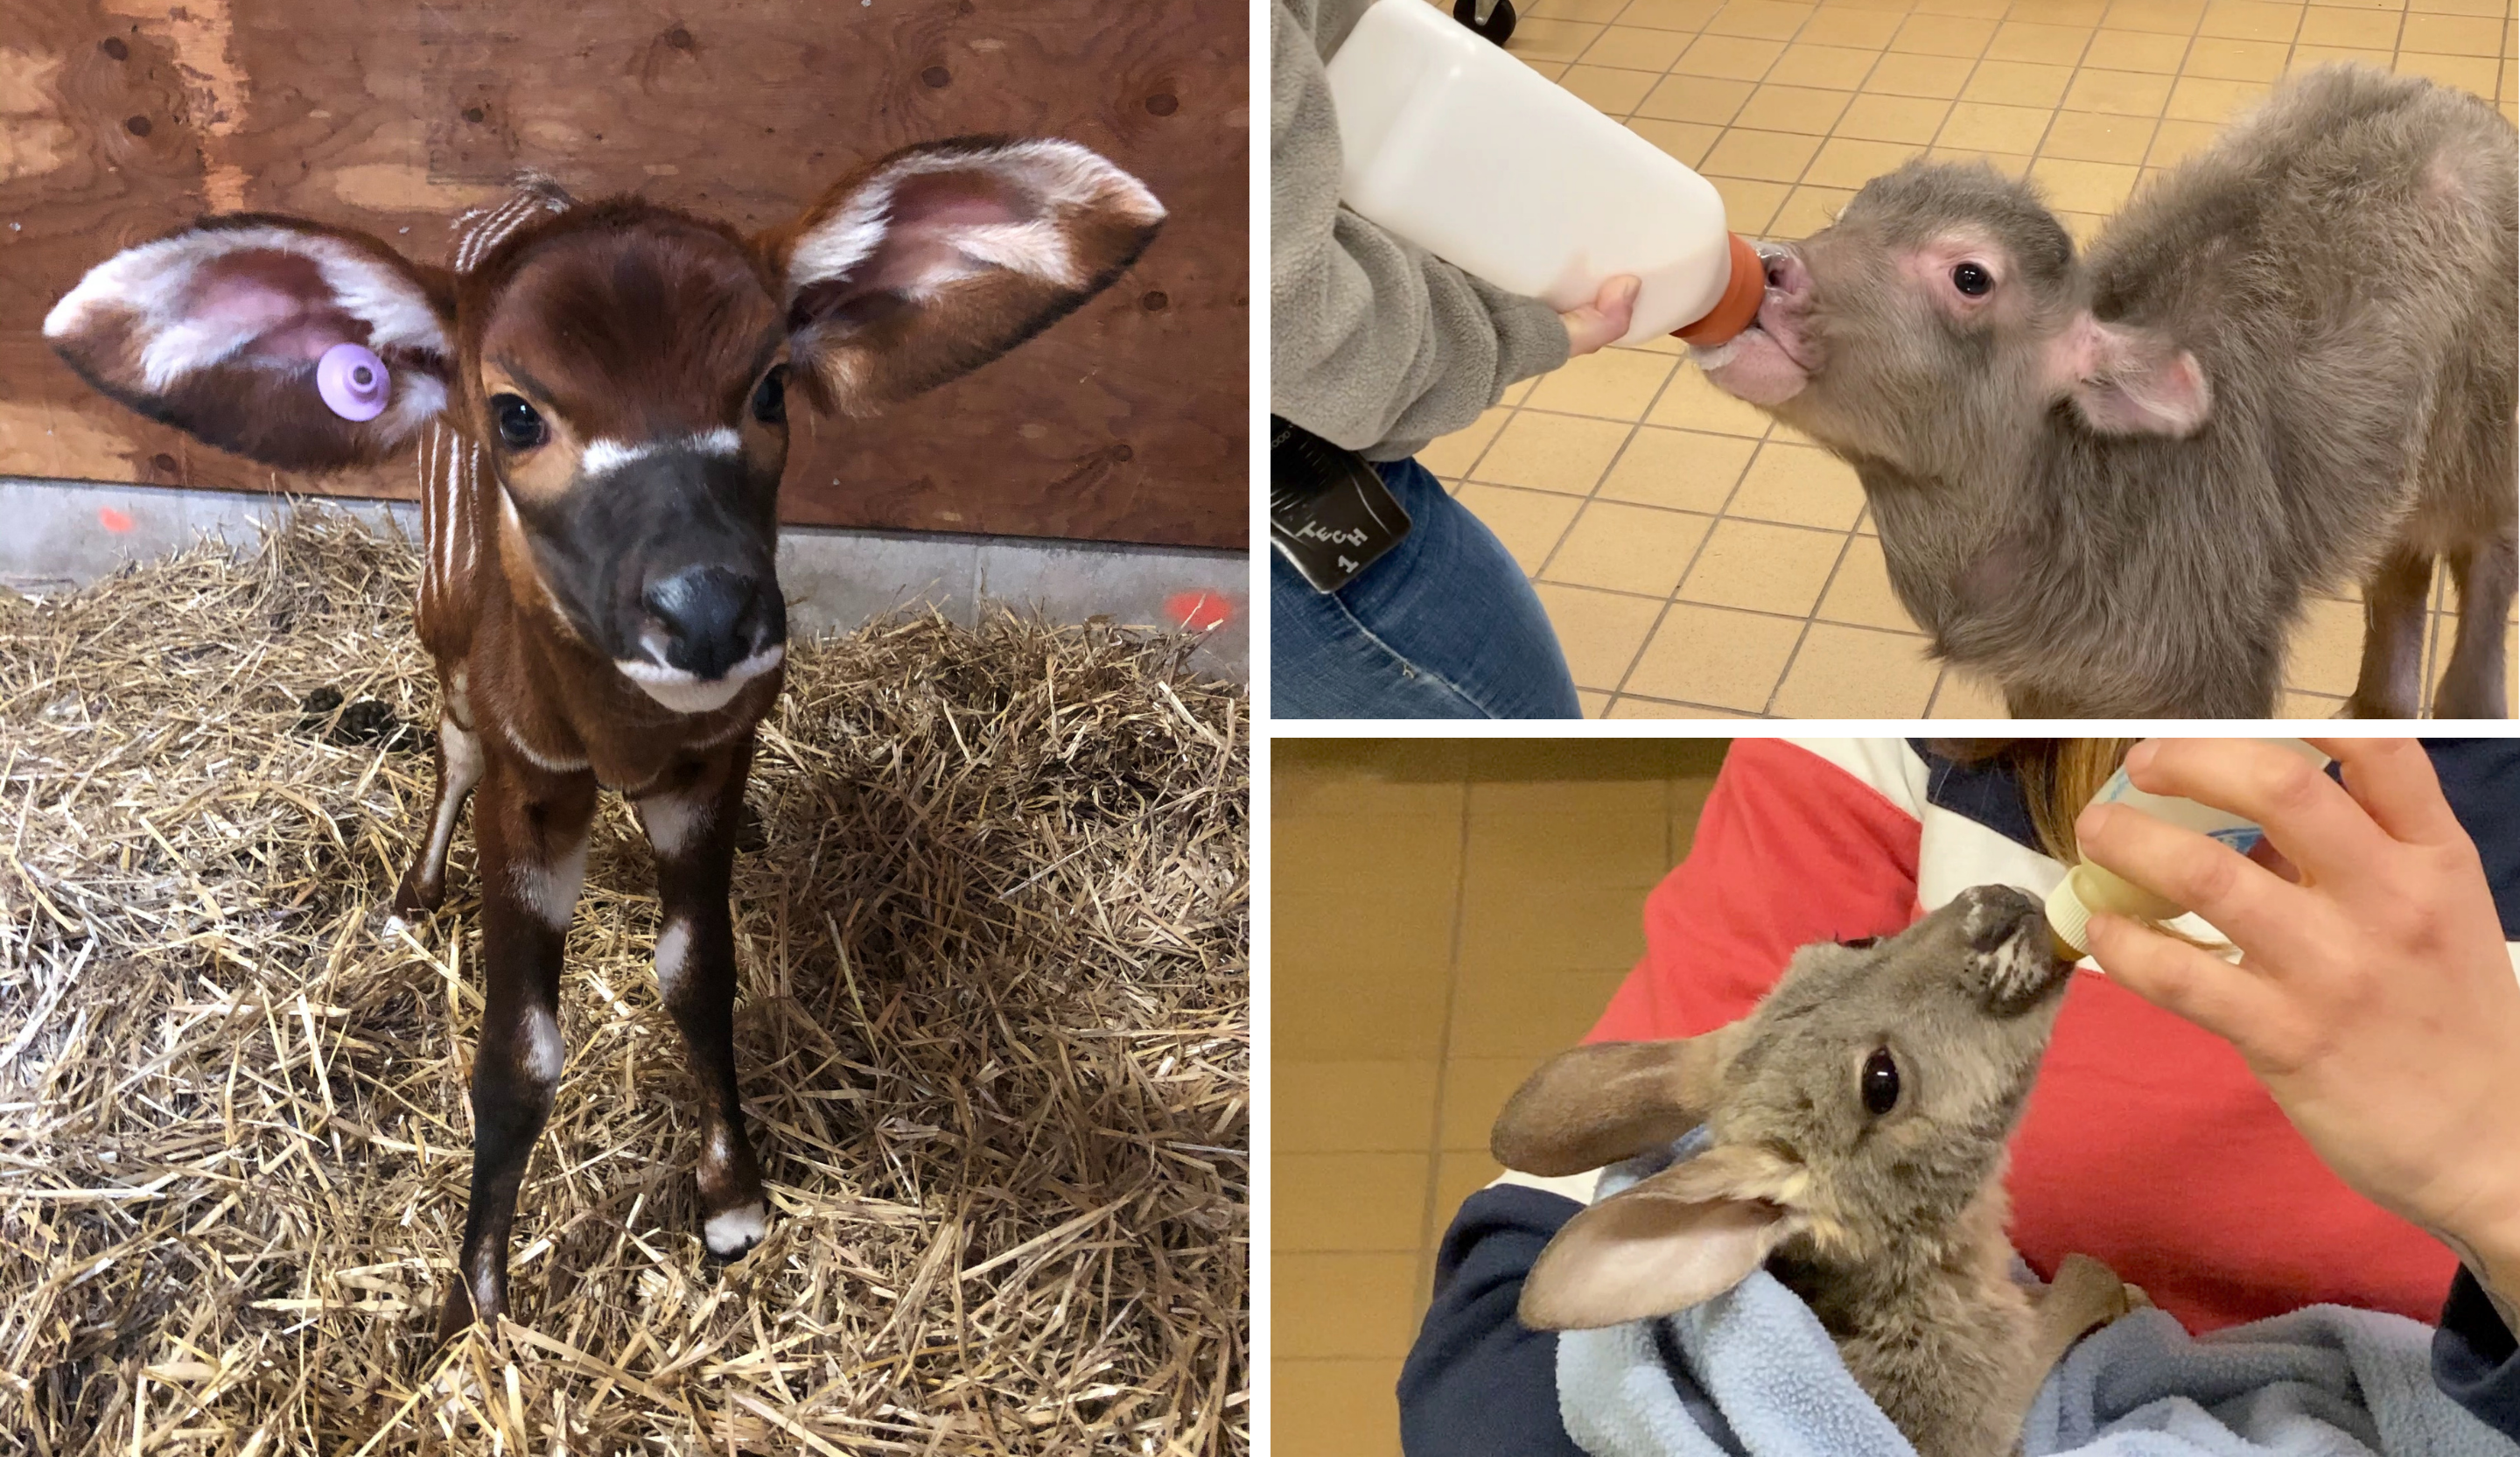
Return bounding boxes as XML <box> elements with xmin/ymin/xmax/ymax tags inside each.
<box><xmin>653</xmin><ymin>920</ymin><xmax>692</xmax><ymax>999</ymax></box>
<box><xmin>509</xmin><ymin>837</ymin><xmax>586</xmax><ymax>931</ymax></box>
<box><xmin>521</xmin><ymin>1004</ymin><xmax>564</xmax><ymax>1086</ymax></box>
<box><xmin>640</xmin><ymin>793</ymin><xmax>715</xmax><ymax>859</ymax></box>
<box><xmin>418</xmin><ymin>717</ymin><xmax>486</xmax><ymax>885</ymax></box>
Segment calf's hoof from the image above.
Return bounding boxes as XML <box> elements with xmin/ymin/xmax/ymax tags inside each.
<box><xmin>390</xmin><ymin>871</ymin><xmax>444</xmax><ymax>921</ymax></box>
<box><xmin>433</xmin><ymin>1282</ymin><xmax>482</xmax><ymax>1349</ymax></box>
<box><xmin>703</xmin><ymin>1201</ymin><xmax>769</xmax><ymax>1262</ymax></box>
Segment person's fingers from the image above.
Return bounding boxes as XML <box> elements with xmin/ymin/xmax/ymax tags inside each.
<box><xmin>2075</xmin><ymin>799</ymin><xmax>2315</xmax><ymax>962</ymax></box>
<box><xmin>1596</xmin><ymin>275</ymin><xmax>1640</xmax><ymax>326</ymax></box>
<box><xmin>2304</xmin><ymin>738</ymin><xmax>2467</xmax><ymax>849</ymax></box>
<box><xmin>2245</xmin><ymin>835</ymin><xmax>2300</xmax><ymax>885</ymax></box>
<box><xmin>1561</xmin><ymin>277</ymin><xmax>1642</xmax><ymax>356</ymax></box>
<box><xmin>2121</xmin><ymin>738</ymin><xmax>2389</xmax><ymax>886</ymax></box>
<box><xmin>2084</xmin><ymin>913</ymin><xmax>2298</xmax><ymax>1064</ymax></box>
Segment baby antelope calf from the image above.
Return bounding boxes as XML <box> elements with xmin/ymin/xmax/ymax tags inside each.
<box><xmin>48</xmin><ymin>136</ymin><xmax>1164</xmax><ymax>1340</ymax></box>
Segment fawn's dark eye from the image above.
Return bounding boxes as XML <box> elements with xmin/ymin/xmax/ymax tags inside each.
<box><xmin>1951</xmin><ymin>263</ymin><xmax>1992</xmax><ymax>298</ymax></box>
<box><xmin>1860</xmin><ymin>1046</ymin><xmax>1900</xmax><ymax>1117</ymax></box>
<box><xmin>1838</xmin><ymin>935</ymin><xmax>1881</xmax><ymax>950</ymax></box>
<box><xmin>752</xmin><ymin>365</ymin><xmax>788</xmax><ymax>425</ymax></box>
<box><xmin>492</xmin><ymin>394</ymin><xmax>545</xmax><ymax>450</ymax></box>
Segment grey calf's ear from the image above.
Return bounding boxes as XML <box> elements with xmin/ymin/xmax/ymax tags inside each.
<box><xmin>2051</xmin><ymin>313</ymin><xmax>2212</xmax><ymax>438</ymax></box>
<box><xmin>1491</xmin><ymin>1026</ymin><xmax>1746</xmax><ymax>1177</ymax></box>
<box><xmin>1519</xmin><ymin>1144</ymin><xmax>1811</xmax><ymax>1331</ymax></box>
<box><xmin>46</xmin><ymin>215</ymin><xmax>457</xmax><ymax>471</ymax></box>
<box><xmin>760</xmin><ymin>136</ymin><xmax>1165</xmax><ymax>418</ymax></box>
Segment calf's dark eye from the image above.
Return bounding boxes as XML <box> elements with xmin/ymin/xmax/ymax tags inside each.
<box><xmin>752</xmin><ymin>366</ymin><xmax>788</xmax><ymax>425</ymax></box>
<box><xmin>1838</xmin><ymin>935</ymin><xmax>1881</xmax><ymax>950</ymax></box>
<box><xmin>1951</xmin><ymin>263</ymin><xmax>1992</xmax><ymax>298</ymax></box>
<box><xmin>492</xmin><ymin>394</ymin><xmax>545</xmax><ymax>450</ymax></box>
<box><xmin>1860</xmin><ymin>1046</ymin><xmax>1900</xmax><ymax>1116</ymax></box>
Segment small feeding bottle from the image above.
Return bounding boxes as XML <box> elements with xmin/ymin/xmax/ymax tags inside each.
<box><xmin>2044</xmin><ymin>739</ymin><xmax>2332</xmax><ymax>960</ymax></box>
<box><xmin>1325</xmin><ymin>0</ymin><xmax>1765</xmax><ymax>348</ymax></box>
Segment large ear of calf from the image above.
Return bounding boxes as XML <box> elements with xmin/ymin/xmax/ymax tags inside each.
<box><xmin>2050</xmin><ymin>313</ymin><xmax>2211</xmax><ymax>438</ymax></box>
<box><xmin>763</xmin><ymin>137</ymin><xmax>1165</xmax><ymax>417</ymax></box>
<box><xmin>1491</xmin><ymin>1027</ymin><xmax>1746</xmax><ymax>1178</ymax></box>
<box><xmin>1519</xmin><ymin>1144</ymin><xmax>1810</xmax><ymax>1332</ymax></box>
<box><xmin>46</xmin><ymin>215</ymin><xmax>456</xmax><ymax>472</ymax></box>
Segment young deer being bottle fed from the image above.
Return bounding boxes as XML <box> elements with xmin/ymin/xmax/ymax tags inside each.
<box><xmin>1494</xmin><ymin>886</ymin><xmax>2140</xmax><ymax>1457</ymax></box>
<box><xmin>1692</xmin><ymin>66</ymin><xmax>2515</xmax><ymax>718</ymax></box>
<box><xmin>46</xmin><ymin>137</ymin><xmax>1164</xmax><ymax>1341</ymax></box>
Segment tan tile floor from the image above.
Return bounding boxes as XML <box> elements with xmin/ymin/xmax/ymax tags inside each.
<box><xmin>1272</xmin><ymin>738</ymin><xmax>1726</xmax><ymax>1457</ymax></box>
<box><xmin>1419</xmin><ymin>0</ymin><xmax>2519</xmax><ymax>718</ymax></box>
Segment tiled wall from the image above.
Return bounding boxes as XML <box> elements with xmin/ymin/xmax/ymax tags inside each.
<box><xmin>1272</xmin><ymin>739</ymin><xmax>1729</xmax><ymax>1456</ymax></box>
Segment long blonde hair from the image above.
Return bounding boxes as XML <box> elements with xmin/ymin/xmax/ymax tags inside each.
<box><xmin>1936</xmin><ymin>738</ymin><xmax>2233</xmax><ymax>950</ymax></box>
<box><xmin>1933</xmin><ymin>739</ymin><xmax>2138</xmax><ymax>863</ymax></box>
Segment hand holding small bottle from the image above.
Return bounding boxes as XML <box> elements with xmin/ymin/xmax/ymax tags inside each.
<box><xmin>2075</xmin><ymin>738</ymin><xmax>2520</xmax><ymax>1333</ymax></box>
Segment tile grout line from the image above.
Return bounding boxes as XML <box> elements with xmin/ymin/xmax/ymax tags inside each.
<box><xmin>1600</xmin><ymin>0</ymin><xmax>1826</xmax><ymax>709</ymax></box>
<box><xmin>1525</xmin><ymin>0</ymin><xmax>1733</xmax><ymax>587</ymax></box>
<box><xmin>1410</xmin><ymin>779</ymin><xmax>1477</xmax><ymax>1322</ymax></box>
<box><xmin>1746</xmin><ymin>0</ymin><xmax>2009</xmax><ymax>718</ymax></box>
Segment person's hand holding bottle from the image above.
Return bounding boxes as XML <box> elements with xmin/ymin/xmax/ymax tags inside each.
<box><xmin>2077</xmin><ymin>737</ymin><xmax>2520</xmax><ymax>1333</ymax></box>
<box><xmin>1559</xmin><ymin>276</ymin><xmax>1640</xmax><ymax>357</ymax></box>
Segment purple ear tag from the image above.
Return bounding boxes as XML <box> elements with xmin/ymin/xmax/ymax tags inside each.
<box><xmin>316</xmin><ymin>342</ymin><xmax>389</xmax><ymax>422</ymax></box>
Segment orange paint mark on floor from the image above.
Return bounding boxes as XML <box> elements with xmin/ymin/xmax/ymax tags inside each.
<box><xmin>1166</xmin><ymin>590</ymin><xmax>1233</xmax><ymax>631</ymax></box>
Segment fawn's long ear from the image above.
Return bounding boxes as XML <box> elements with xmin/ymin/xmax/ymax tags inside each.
<box><xmin>1519</xmin><ymin>1144</ymin><xmax>1810</xmax><ymax>1331</ymax></box>
<box><xmin>760</xmin><ymin>136</ymin><xmax>1164</xmax><ymax>417</ymax></box>
<box><xmin>1492</xmin><ymin>1026</ymin><xmax>1748</xmax><ymax>1178</ymax></box>
<box><xmin>46</xmin><ymin>216</ymin><xmax>456</xmax><ymax>472</ymax></box>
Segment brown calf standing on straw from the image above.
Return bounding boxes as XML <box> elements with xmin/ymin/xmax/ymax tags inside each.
<box><xmin>46</xmin><ymin>138</ymin><xmax>1165</xmax><ymax>1341</ymax></box>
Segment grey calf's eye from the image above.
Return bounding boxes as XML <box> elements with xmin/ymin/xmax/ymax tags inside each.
<box><xmin>1860</xmin><ymin>1046</ymin><xmax>1900</xmax><ymax>1116</ymax></box>
<box><xmin>1951</xmin><ymin>263</ymin><xmax>1992</xmax><ymax>298</ymax></box>
<box><xmin>492</xmin><ymin>394</ymin><xmax>545</xmax><ymax>450</ymax></box>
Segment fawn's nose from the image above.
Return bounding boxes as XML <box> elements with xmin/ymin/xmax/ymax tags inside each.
<box><xmin>1960</xmin><ymin>884</ymin><xmax>2039</xmax><ymax>951</ymax></box>
<box><xmin>641</xmin><ymin>565</ymin><xmax>777</xmax><ymax>680</ymax></box>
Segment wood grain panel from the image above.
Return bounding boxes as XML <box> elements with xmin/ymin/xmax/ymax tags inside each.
<box><xmin>0</xmin><ymin>0</ymin><xmax>1248</xmax><ymax>548</ymax></box>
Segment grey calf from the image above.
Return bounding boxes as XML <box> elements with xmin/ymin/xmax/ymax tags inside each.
<box><xmin>1697</xmin><ymin>66</ymin><xmax>2516</xmax><ymax>718</ymax></box>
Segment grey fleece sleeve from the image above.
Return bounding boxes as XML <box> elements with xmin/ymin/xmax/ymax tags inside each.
<box><xmin>1270</xmin><ymin>0</ymin><xmax>1571</xmax><ymax>462</ymax></box>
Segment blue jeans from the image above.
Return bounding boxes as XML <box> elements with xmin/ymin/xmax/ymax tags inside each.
<box><xmin>1272</xmin><ymin>459</ymin><xmax>1581</xmax><ymax>718</ymax></box>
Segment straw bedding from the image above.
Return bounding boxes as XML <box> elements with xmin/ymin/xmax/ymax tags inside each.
<box><xmin>0</xmin><ymin>512</ymin><xmax>1249</xmax><ymax>1455</ymax></box>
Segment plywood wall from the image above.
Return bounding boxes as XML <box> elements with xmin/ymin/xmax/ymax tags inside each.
<box><xmin>0</xmin><ymin>0</ymin><xmax>1247</xmax><ymax>549</ymax></box>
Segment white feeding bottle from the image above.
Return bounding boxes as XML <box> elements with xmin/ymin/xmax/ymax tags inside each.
<box><xmin>1325</xmin><ymin>0</ymin><xmax>1766</xmax><ymax>348</ymax></box>
<box><xmin>2043</xmin><ymin>739</ymin><xmax>2332</xmax><ymax>959</ymax></box>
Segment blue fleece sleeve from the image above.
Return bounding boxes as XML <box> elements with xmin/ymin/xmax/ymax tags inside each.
<box><xmin>2434</xmin><ymin>1266</ymin><xmax>2520</xmax><ymax>1437</ymax></box>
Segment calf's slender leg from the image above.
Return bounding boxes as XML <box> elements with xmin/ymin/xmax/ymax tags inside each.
<box><xmin>2344</xmin><ymin>546</ymin><xmax>2433</xmax><ymax>719</ymax></box>
<box><xmin>2432</xmin><ymin>534</ymin><xmax>2515</xmax><ymax>718</ymax></box>
<box><xmin>436</xmin><ymin>752</ymin><xmax>597</xmax><ymax>1343</ymax></box>
<box><xmin>637</xmin><ymin>736</ymin><xmax>769</xmax><ymax>1259</ymax></box>
<box><xmin>394</xmin><ymin>713</ymin><xmax>485</xmax><ymax>916</ymax></box>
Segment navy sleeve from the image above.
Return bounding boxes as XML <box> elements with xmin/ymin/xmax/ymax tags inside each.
<box><xmin>2434</xmin><ymin>1268</ymin><xmax>2520</xmax><ymax>1437</ymax></box>
<box><xmin>1397</xmin><ymin>1185</ymin><xmax>1740</xmax><ymax>1455</ymax></box>
<box><xmin>1398</xmin><ymin>1186</ymin><xmax>1591</xmax><ymax>1457</ymax></box>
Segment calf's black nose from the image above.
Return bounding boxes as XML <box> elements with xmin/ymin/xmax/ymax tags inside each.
<box><xmin>643</xmin><ymin>565</ymin><xmax>773</xmax><ymax>679</ymax></box>
<box><xmin>1962</xmin><ymin>884</ymin><xmax>2039</xmax><ymax>950</ymax></box>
